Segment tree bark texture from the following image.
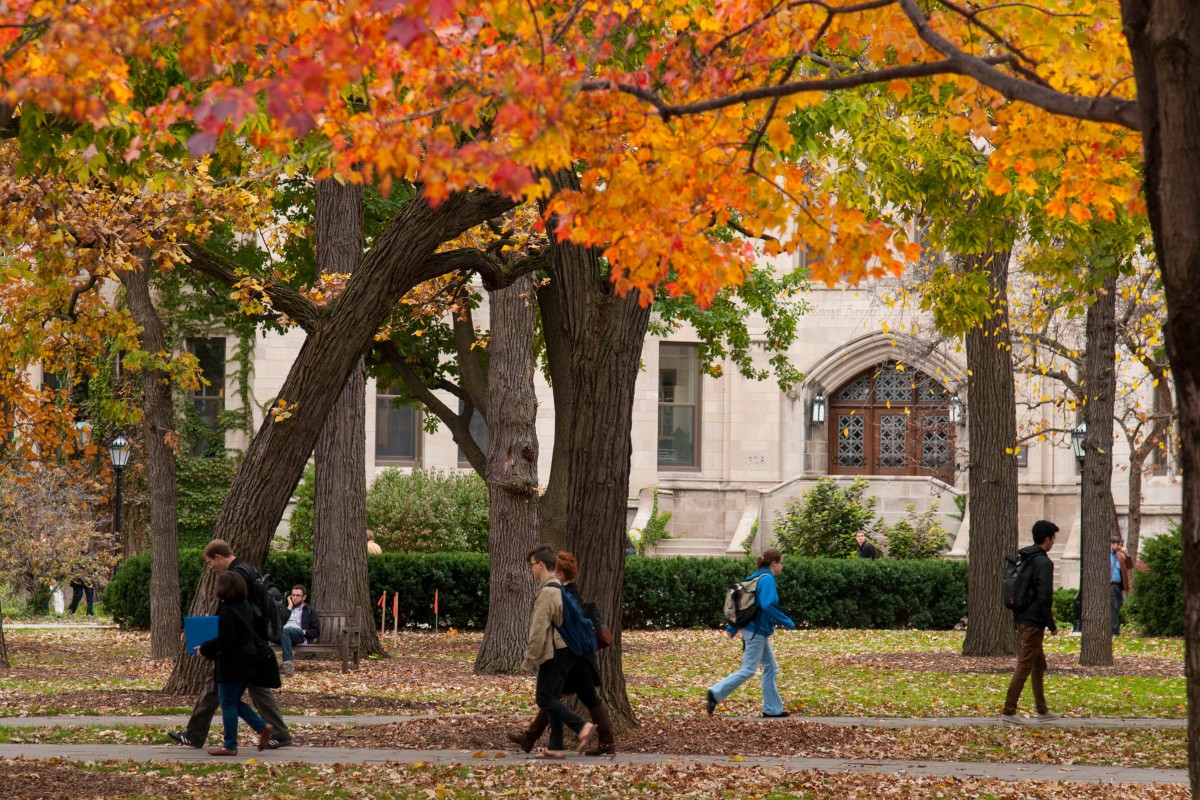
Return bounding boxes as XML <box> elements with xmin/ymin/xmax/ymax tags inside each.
<box><xmin>164</xmin><ymin>190</ymin><xmax>518</xmax><ymax>693</ymax></box>
<box><xmin>120</xmin><ymin>256</ymin><xmax>182</xmax><ymax>659</ymax></box>
<box><xmin>474</xmin><ymin>274</ymin><xmax>541</xmax><ymax>674</ymax></box>
<box><xmin>310</xmin><ymin>179</ymin><xmax>381</xmax><ymax>657</ymax></box>
<box><xmin>1079</xmin><ymin>274</ymin><xmax>1118</xmax><ymax>666</ymax></box>
<box><xmin>1120</xmin><ymin>2</ymin><xmax>1200</xmax><ymax>792</ymax></box>
<box><xmin>0</xmin><ymin>610</ymin><xmax>8</xmax><ymax>668</ymax></box>
<box><xmin>960</xmin><ymin>246</ymin><xmax>1020</xmax><ymax>657</ymax></box>
<box><xmin>537</xmin><ymin>170</ymin><xmax>653</xmax><ymax>727</ymax></box>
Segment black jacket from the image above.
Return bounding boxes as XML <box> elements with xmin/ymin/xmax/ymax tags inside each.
<box><xmin>198</xmin><ymin>598</ymin><xmax>263</xmax><ymax>683</ymax></box>
<box><xmin>228</xmin><ymin>559</ymin><xmax>269</xmax><ymax>640</ymax></box>
<box><xmin>285</xmin><ymin>604</ymin><xmax>321</xmax><ymax>641</ymax></box>
<box><xmin>1013</xmin><ymin>544</ymin><xmax>1056</xmax><ymax>633</ymax></box>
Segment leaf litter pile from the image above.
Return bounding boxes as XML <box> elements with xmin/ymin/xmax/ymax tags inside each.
<box><xmin>0</xmin><ymin>758</ymin><xmax>1189</xmax><ymax>800</ymax></box>
<box><xmin>0</xmin><ymin>626</ymin><xmax>1187</xmax><ymax>789</ymax></box>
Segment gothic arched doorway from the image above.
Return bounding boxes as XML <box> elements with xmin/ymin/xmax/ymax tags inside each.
<box><xmin>827</xmin><ymin>362</ymin><xmax>957</xmax><ymax>484</ymax></box>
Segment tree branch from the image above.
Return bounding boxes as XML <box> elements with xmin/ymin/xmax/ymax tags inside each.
<box><xmin>180</xmin><ymin>243</ymin><xmax>323</xmax><ymax>332</ymax></box>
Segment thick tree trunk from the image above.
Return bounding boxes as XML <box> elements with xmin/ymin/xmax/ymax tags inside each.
<box><xmin>961</xmin><ymin>246</ymin><xmax>1020</xmax><ymax>657</ymax></box>
<box><xmin>1080</xmin><ymin>274</ymin><xmax>1118</xmax><ymax>666</ymax></box>
<box><xmin>310</xmin><ymin>179</ymin><xmax>381</xmax><ymax>656</ymax></box>
<box><xmin>1120</xmin><ymin>2</ymin><xmax>1200</xmax><ymax>792</ymax></box>
<box><xmin>164</xmin><ymin>190</ymin><xmax>517</xmax><ymax>693</ymax></box>
<box><xmin>474</xmin><ymin>274</ymin><xmax>541</xmax><ymax>674</ymax></box>
<box><xmin>538</xmin><ymin>170</ymin><xmax>652</xmax><ymax>727</ymax></box>
<box><xmin>120</xmin><ymin>256</ymin><xmax>182</xmax><ymax>659</ymax></box>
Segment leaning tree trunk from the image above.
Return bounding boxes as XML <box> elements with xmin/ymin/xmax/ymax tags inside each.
<box><xmin>121</xmin><ymin>255</ymin><xmax>182</xmax><ymax>659</ymax></box>
<box><xmin>537</xmin><ymin>169</ymin><xmax>653</xmax><ymax>727</ymax></box>
<box><xmin>1121</xmin><ymin>2</ymin><xmax>1200</xmax><ymax>792</ymax></box>
<box><xmin>474</xmin><ymin>274</ymin><xmax>541</xmax><ymax>674</ymax></box>
<box><xmin>310</xmin><ymin>178</ymin><xmax>381</xmax><ymax>656</ymax></box>
<box><xmin>961</xmin><ymin>245</ymin><xmax>1020</xmax><ymax>657</ymax></box>
<box><xmin>163</xmin><ymin>190</ymin><xmax>518</xmax><ymax>694</ymax></box>
<box><xmin>1080</xmin><ymin>273</ymin><xmax>1119</xmax><ymax>666</ymax></box>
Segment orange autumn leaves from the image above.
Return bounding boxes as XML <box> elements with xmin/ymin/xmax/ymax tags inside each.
<box><xmin>1</xmin><ymin>0</ymin><xmax>1141</xmax><ymax>303</ymax></box>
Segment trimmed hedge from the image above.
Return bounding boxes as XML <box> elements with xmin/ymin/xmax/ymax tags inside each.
<box><xmin>107</xmin><ymin>551</ymin><xmax>968</xmax><ymax>631</ymax></box>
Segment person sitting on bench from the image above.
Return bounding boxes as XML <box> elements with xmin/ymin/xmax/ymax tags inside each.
<box><xmin>280</xmin><ymin>584</ymin><xmax>320</xmax><ymax>677</ymax></box>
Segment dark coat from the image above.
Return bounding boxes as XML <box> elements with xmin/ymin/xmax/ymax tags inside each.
<box><xmin>284</xmin><ymin>604</ymin><xmax>321</xmax><ymax>641</ymax></box>
<box><xmin>198</xmin><ymin>598</ymin><xmax>261</xmax><ymax>684</ymax></box>
<box><xmin>1013</xmin><ymin>545</ymin><xmax>1057</xmax><ymax>633</ymax></box>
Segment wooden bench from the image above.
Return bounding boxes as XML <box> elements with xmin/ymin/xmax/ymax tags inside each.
<box><xmin>272</xmin><ymin>609</ymin><xmax>361</xmax><ymax>672</ymax></box>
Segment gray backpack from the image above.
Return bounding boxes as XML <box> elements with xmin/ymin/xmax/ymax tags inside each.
<box><xmin>723</xmin><ymin>574</ymin><xmax>764</xmax><ymax>627</ymax></box>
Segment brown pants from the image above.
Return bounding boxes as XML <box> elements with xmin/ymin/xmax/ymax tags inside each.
<box><xmin>1003</xmin><ymin>623</ymin><xmax>1048</xmax><ymax>715</ymax></box>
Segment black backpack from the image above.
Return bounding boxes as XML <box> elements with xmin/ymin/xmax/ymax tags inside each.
<box><xmin>554</xmin><ymin>585</ymin><xmax>597</xmax><ymax>657</ymax></box>
<box><xmin>232</xmin><ymin>563</ymin><xmax>289</xmax><ymax>643</ymax></box>
<box><xmin>1002</xmin><ymin>552</ymin><xmax>1037</xmax><ymax>612</ymax></box>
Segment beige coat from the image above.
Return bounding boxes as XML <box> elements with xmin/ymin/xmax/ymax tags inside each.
<box><xmin>521</xmin><ymin>576</ymin><xmax>566</xmax><ymax>672</ymax></box>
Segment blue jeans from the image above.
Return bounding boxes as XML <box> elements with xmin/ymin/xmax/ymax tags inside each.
<box><xmin>708</xmin><ymin>632</ymin><xmax>783</xmax><ymax>715</ymax></box>
<box><xmin>279</xmin><ymin>627</ymin><xmax>305</xmax><ymax>661</ymax></box>
<box><xmin>217</xmin><ymin>681</ymin><xmax>266</xmax><ymax>750</ymax></box>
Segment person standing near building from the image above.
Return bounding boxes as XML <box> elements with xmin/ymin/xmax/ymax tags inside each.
<box><xmin>1110</xmin><ymin>535</ymin><xmax>1133</xmax><ymax>635</ymax></box>
<box><xmin>706</xmin><ymin>548</ymin><xmax>795</xmax><ymax>718</ymax></box>
<box><xmin>855</xmin><ymin>531</ymin><xmax>879</xmax><ymax>559</ymax></box>
<box><xmin>1000</xmin><ymin>520</ymin><xmax>1061</xmax><ymax>724</ymax></box>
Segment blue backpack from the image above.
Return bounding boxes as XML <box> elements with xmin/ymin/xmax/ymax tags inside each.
<box><xmin>554</xmin><ymin>585</ymin><xmax>597</xmax><ymax>657</ymax></box>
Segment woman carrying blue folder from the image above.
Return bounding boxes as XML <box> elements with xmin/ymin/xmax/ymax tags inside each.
<box><xmin>198</xmin><ymin>571</ymin><xmax>274</xmax><ymax>756</ymax></box>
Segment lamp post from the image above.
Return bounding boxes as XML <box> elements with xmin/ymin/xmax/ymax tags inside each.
<box><xmin>810</xmin><ymin>391</ymin><xmax>826</xmax><ymax>425</ymax></box>
<box><xmin>1071</xmin><ymin>421</ymin><xmax>1087</xmax><ymax>463</ymax></box>
<box><xmin>108</xmin><ymin>431</ymin><xmax>131</xmax><ymax>537</ymax></box>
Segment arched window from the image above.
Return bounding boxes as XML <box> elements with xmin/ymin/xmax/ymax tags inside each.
<box><xmin>828</xmin><ymin>362</ymin><xmax>955</xmax><ymax>484</ymax></box>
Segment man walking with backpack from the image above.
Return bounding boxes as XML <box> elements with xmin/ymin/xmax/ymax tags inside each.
<box><xmin>520</xmin><ymin>545</ymin><xmax>596</xmax><ymax>758</ymax></box>
<box><xmin>706</xmin><ymin>548</ymin><xmax>795</xmax><ymax>718</ymax></box>
<box><xmin>1000</xmin><ymin>520</ymin><xmax>1061</xmax><ymax>724</ymax></box>
<box><xmin>166</xmin><ymin>539</ymin><xmax>293</xmax><ymax>749</ymax></box>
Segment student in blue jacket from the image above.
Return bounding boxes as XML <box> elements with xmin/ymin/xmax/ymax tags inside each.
<box><xmin>706</xmin><ymin>548</ymin><xmax>795</xmax><ymax>718</ymax></box>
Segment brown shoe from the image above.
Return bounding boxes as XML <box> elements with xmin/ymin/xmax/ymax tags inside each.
<box><xmin>207</xmin><ymin>748</ymin><xmax>238</xmax><ymax>756</ymax></box>
<box><xmin>257</xmin><ymin>724</ymin><xmax>274</xmax><ymax>752</ymax></box>
<box><xmin>506</xmin><ymin>709</ymin><xmax>549</xmax><ymax>753</ymax></box>
<box><xmin>575</xmin><ymin>722</ymin><xmax>597</xmax><ymax>754</ymax></box>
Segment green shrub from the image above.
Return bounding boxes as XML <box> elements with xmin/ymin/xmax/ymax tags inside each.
<box><xmin>106</xmin><ymin>550</ymin><xmax>314</xmax><ymax>629</ymax></box>
<box><xmin>1129</xmin><ymin>525</ymin><xmax>1183</xmax><ymax>636</ymax></box>
<box><xmin>109</xmin><ymin>551</ymin><xmax>967</xmax><ymax>631</ymax></box>
<box><xmin>367</xmin><ymin>466</ymin><xmax>489</xmax><ymax>553</ymax></box>
<box><xmin>773</xmin><ymin>477</ymin><xmax>880</xmax><ymax>558</ymax></box>
<box><xmin>882</xmin><ymin>503</ymin><xmax>951</xmax><ymax>559</ymax></box>
<box><xmin>1053</xmin><ymin>588</ymin><xmax>1077</xmax><ymax>628</ymax></box>
<box><xmin>622</xmin><ymin>556</ymin><xmax>967</xmax><ymax>630</ymax></box>
<box><xmin>286</xmin><ymin>465</ymin><xmax>316</xmax><ymax>551</ymax></box>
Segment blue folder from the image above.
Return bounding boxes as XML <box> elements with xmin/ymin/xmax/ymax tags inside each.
<box><xmin>183</xmin><ymin>615</ymin><xmax>218</xmax><ymax>654</ymax></box>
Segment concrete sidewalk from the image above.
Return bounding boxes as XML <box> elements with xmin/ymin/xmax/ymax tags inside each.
<box><xmin>0</xmin><ymin>742</ymin><xmax>1185</xmax><ymax>785</ymax></box>
<box><xmin>0</xmin><ymin>713</ymin><xmax>1186</xmax><ymax>729</ymax></box>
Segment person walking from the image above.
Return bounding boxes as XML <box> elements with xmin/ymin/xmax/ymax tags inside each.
<box><xmin>166</xmin><ymin>539</ymin><xmax>292</xmax><ymax>749</ymax></box>
<box><xmin>1000</xmin><ymin>519</ymin><xmax>1061</xmax><ymax>724</ymax></box>
<box><xmin>1110</xmin><ymin>535</ymin><xmax>1133</xmax><ymax>635</ymax></box>
<box><xmin>67</xmin><ymin>576</ymin><xmax>96</xmax><ymax>616</ymax></box>
<box><xmin>196</xmin><ymin>570</ymin><xmax>274</xmax><ymax>756</ymax></box>
<box><xmin>520</xmin><ymin>545</ymin><xmax>596</xmax><ymax>758</ymax></box>
<box><xmin>507</xmin><ymin>552</ymin><xmax>615</xmax><ymax>755</ymax></box>
<box><xmin>706</xmin><ymin>548</ymin><xmax>795</xmax><ymax>718</ymax></box>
